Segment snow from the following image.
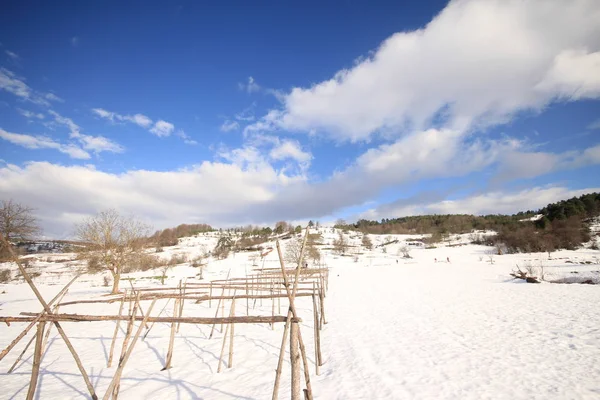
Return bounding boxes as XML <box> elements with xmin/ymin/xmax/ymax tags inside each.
<box><xmin>1</xmin><ymin>229</ymin><xmax>600</xmax><ymax>399</ymax></box>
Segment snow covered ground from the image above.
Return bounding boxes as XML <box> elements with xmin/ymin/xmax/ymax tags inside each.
<box><xmin>1</xmin><ymin>229</ymin><xmax>599</xmax><ymax>399</ymax></box>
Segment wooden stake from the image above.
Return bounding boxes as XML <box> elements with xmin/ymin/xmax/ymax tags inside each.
<box><xmin>209</xmin><ymin>291</ymin><xmax>226</xmax><ymax>339</ymax></box>
<box><xmin>26</xmin><ymin>321</ymin><xmax>46</xmax><ymax>400</ymax></box>
<box><xmin>162</xmin><ymin>297</ymin><xmax>179</xmax><ymax>370</ymax></box>
<box><xmin>7</xmin><ymin>331</ymin><xmax>35</xmax><ymax>374</ymax></box>
<box><xmin>0</xmin><ymin>232</ymin><xmax>98</xmax><ymax>400</ymax></box>
<box><xmin>8</xmin><ymin>288</ymin><xmax>69</xmax><ymax>374</ymax></box>
<box><xmin>312</xmin><ymin>294</ymin><xmax>321</xmax><ymax>375</ymax></box>
<box><xmin>290</xmin><ymin>321</ymin><xmax>301</xmax><ymax>400</ymax></box>
<box><xmin>272</xmin><ymin>309</ymin><xmax>292</xmax><ymax>400</ymax></box>
<box><xmin>275</xmin><ymin>234</ymin><xmax>314</xmax><ymax>400</ymax></box>
<box><xmin>143</xmin><ymin>298</ymin><xmax>171</xmax><ymax>341</ymax></box>
<box><xmin>107</xmin><ymin>295</ymin><xmax>126</xmax><ymax>368</ymax></box>
<box><xmin>228</xmin><ymin>298</ymin><xmax>235</xmax><ymax>368</ymax></box>
<box><xmin>0</xmin><ymin>274</ymin><xmax>79</xmax><ymax>362</ymax></box>
<box><xmin>220</xmin><ymin>288</ymin><xmax>226</xmax><ymax>332</ymax></box>
<box><xmin>103</xmin><ymin>300</ymin><xmax>156</xmax><ymax>400</ymax></box>
<box><xmin>217</xmin><ymin>316</ymin><xmax>230</xmax><ymax>373</ymax></box>
<box><xmin>176</xmin><ymin>280</ymin><xmax>186</xmax><ymax>333</ymax></box>
<box><xmin>319</xmin><ymin>289</ymin><xmax>327</xmax><ymax>327</ymax></box>
<box><xmin>117</xmin><ymin>292</ymin><xmax>139</xmax><ymax>372</ymax></box>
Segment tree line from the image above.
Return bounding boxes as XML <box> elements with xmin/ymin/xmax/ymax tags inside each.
<box><xmin>336</xmin><ymin>192</ymin><xmax>600</xmax><ymax>253</ymax></box>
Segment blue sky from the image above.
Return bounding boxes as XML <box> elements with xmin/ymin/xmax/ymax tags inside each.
<box><xmin>1</xmin><ymin>0</ymin><xmax>599</xmax><ymax>237</ymax></box>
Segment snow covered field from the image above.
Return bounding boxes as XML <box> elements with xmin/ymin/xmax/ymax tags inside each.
<box><xmin>1</xmin><ymin>230</ymin><xmax>599</xmax><ymax>399</ymax></box>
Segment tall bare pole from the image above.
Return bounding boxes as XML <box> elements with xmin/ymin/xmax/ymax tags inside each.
<box><xmin>0</xmin><ymin>232</ymin><xmax>98</xmax><ymax>400</ymax></box>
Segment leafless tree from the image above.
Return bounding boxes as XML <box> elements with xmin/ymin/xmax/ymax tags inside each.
<box><xmin>285</xmin><ymin>238</ymin><xmax>305</xmax><ymax>267</ymax></box>
<box><xmin>0</xmin><ymin>199</ymin><xmax>41</xmax><ymax>241</ymax></box>
<box><xmin>399</xmin><ymin>246</ymin><xmax>412</xmax><ymax>258</ymax></box>
<box><xmin>362</xmin><ymin>234</ymin><xmax>373</xmax><ymax>250</ymax></box>
<box><xmin>75</xmin><ymin>209</ymin><xmax>151</xmax><ymax>294</ymax></box>
<box><xmin>333</xmin><ymin>231</ymin><xmax>348</xmax><ymax>254</ymax></box>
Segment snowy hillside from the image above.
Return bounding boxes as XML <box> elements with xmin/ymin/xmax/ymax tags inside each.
<box><xmin>1</xmin><ymin>229</ymin><xmax>599</xmax><ymax>399</ymax></box>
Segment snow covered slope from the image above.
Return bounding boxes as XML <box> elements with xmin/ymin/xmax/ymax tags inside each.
<box><xmin>1</xmin><ymin>229</ymin><xmax>599</xmax><ymax>399</ymax></box>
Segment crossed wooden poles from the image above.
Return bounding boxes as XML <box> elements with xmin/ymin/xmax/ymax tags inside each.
<box><xmin>0</xmin><ymin>228</ymin><xmax>327</xmax><ymax>399</ymax></box>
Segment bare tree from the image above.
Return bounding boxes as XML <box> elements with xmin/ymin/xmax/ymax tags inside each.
<box><xmin>285</xmin><ymin>238</ymin><xmax>305</xmax><ymax>267</ymax></box>
<box><xmin>362</xmin><ymin>234</ymin><xmax>373</xmax><ymax>250</ymax></box>
<box><xmin>399</xmin><ymin>246</ymin><xmax>412</xmax><ymax>258</ymax></box>
<box><xmin>75</xmin><ymin>209</ymin><xmax>151</xmax><ymax>294</ymax></box>
<box><xmin>333</xmin><ymin>231</ymin><xmax>348</xmax><ymax>254</ymax></box>
<box><xmin>0</xmin><ymin>199</ymin><xmax>41</xmax><ymax>241</ymax></box>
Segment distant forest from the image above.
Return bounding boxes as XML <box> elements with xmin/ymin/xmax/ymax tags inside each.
<box><xmin>336</xmin><ymin>192</ymin><xmax>600</xmax><ymax>253</ymax></box>
<box><xmin>151</xmin><ymin>193</ymin><xmax>600</xmax><ymax>254</ymax></box>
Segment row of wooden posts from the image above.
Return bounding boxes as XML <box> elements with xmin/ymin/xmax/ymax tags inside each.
<box><xmin>0</xmin><ymin>229</ymin><xmax>328</xmax><ymax>400</ymax></box>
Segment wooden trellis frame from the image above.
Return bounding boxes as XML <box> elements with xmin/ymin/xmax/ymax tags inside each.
<box><xmin>0</xmin><ymin>227</ymin><xmax>328</xmax><ymax>399</ymax></box>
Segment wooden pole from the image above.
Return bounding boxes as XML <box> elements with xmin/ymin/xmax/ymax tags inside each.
<box><xmin>312</xmin><ymin>294</ymin><xmax>321</xmax><ymax>375</ymax></box>
<box><xmin>8</xmin><ymin>288</ymin><xmax>69</xmax><ymax>374</ymax></box>
<box><xmin>209</xmin><ymin>288</ymin><xmax>226</xmax><ymax>339</ymax></box>
<box><xmin>103</xmin><ymin>300</ymin><xmax>156</xmax><ymax>400</ymax></box>
<box><xmin>319</xmin><ymin>289</ymin><xmax>326</xmax><ymax>327</ymax></box>
<box><xmin>290</xmin><ymin>321</ymin><xmax>301</xmax><ymax>400</ymax></box>
<box><xmin>7</xmin><ymin>331</ymin><xmax>35</xmax><ymax>373</ymax></box>
<box><xmin>41</xmin><ymin>288</ymin><xmax>69</xmax><ymax>356</ymax></box>
<box><xmin>0</xmin><ymin>273</ymin><xmax>79</xmax><ymax>362</ymax></box>
<box><xmin>176</xmin><ymin>280</ymin><xmax>186</xmax><ymax>333</ymax></box>
<box><xmin>272</xmin><ymin>309</ymin><xmax>292</xmax><ymax>400</ymax></box>
<box><xmin>128</xmin><ymin>281</ymin><xmax>149</xmax><ymax>330</ymax></box>
<box><xmin>107</xmin><ymin>295</ymin><xmax>126</xmax><ymax>367</ymax></box>
<box><xmin>0</xmin><ymin>231</ymin><xmax>98</xmax><ymax>400</ymax></box>
<box><xmin>11</xmin><ymin>314</ymin><xmax>293</xmax><ymax>324</ymax></box>
<box><xmin>117</xmin><ymin>292</ymin><xmax>138</xmax><ymax>374</ymax></box>
<box><xmin>228</xmin><ymin>298</ymin><xmax>235</xmax><ymax>368</ymax></box>
<box><xmin>26</xmin><ymin>321</ymin><xmax>46</xmax><ymax>400</ymax></box>
<box><xmin>245</xmin><ymin>280</ymin><xmax>249</xmax><ymax>316</ymax></box>
<box><xmin>217</xmin><ymin>316</ymin><xmax>230</xmax><ymax>373</ymax></box>
<box><xmin>271</xmin><ymin>284</ymin><xmax>275</xmax><ymax>331</ymax></box>
<box><xmin>220</xmin><ymin>288</ymin><xmax>226</xmax><ymax>332</ymax></box>
<box><xmin>162</xmin><ymin>297</ymin><xmax>179</xmax><ymax>370</ymax></box>
<box><xmin>143</xmin><ymin>298</ymin><xmax>171</xmax><ymax>341</ymax></box>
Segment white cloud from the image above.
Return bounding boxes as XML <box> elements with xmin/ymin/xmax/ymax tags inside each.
<box><xmin>176</xmin><ymin>130</ymin><xmax>197</xmax><ymax>145</ymax></box>
<box><xmin>239</xmin><ymin>76</ymin><xmax>261</xmax><ymax>94</ymax></box>
<box><xmin>587</xmin><ymin>118</ymin><xmax>600</xmax><ymax>130</ymax></box>
<box><xmin>45</xmin><ymin>93</ymin><xmax>64</xmax><ymax>102</ymax></box>
<box><xmin>494</xmin><ymin>144</ymin><xmax>600</xmax><ymax>182</ymax></box>
<box><xmin>71</xmin><ymin>36</ymin><xmax>80</xmax><ymax>47</ymax></box>
<box><xmin>0</xmin><ymin>160</ymin><xmax>297</xmax><ymax>237</ymax></box>
<box><xmin>17</xmin><ymin>108</ymin><xmax>45</xmax><ymax>120</ymax></box>
<box><xmin>93</xmin><ymin>107</ymin><xmax>182</xmax><ymax>140</ymax></box>
<box><xmin>92</xmin><ymin>108</ymin><xmax>115</xmax><ymax>120</ymax></box>
<box><xmin>0</xmin><ymin>68</ymin><xmax>63</xmax><ymax>107</ymax></box>
<box><xmin>0</xmin><ymin>128</ymin><xmax>90</xmax><ymax>159</ymax></box>
<box><xmin>92</xmin><ymin>108</ymin><xmax>153</xmax><ymax>128</ymax></box>
<box><xmin>5</xmin><ymin>50</ymin><xmax>19</xmax><ymax>60</ymax></box>
<box><xmin>123</xmin><ymin>113</ymin><xmax>153</xmax><ymax>128</ymax></box>
<box><xmin>365</xmin><ymin>186</ymin><xmax>600</xmax><ymax>219</ymax></box>
<box><xmin>149</xmin><ymin>120</ymin><xmax>175</xmax><ymax>137</ymax></box>
<box><xmin>269</xmin><ymin>139</ymin><xmax>312</xmax><ymax>164</ymax></box>
<box><xmin>247</xmin><ymin>0</ymin><xmax>600</xmax><ymax>142</ymax></box>
<box><xmin>220</xmin><ymin>120</ymin><xmax>239</xmax><ymax>132</ymax></box>
<box><xmin>48</xmin><ymin>110</ymin><xmax>124</xmax><ymax>154</ymax></box>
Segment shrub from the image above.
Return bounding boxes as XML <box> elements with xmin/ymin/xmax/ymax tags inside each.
<box><xmin>167</xmin><ymin>254</ymin><xmax>187</xmax><ymax>266</ymax></box>
<box><xmin>0</xmin><ymin>269</ymin><xmax>11</xmax><ymax>283</ymax></box>
<box><xmin>122</xmin><ymin>253</ymin><xmax>162</xmax><ymax>273</ymax></box>
<box><xmin>87</xmin><ymin>256</ymin><xmax>104</xmax><ymax>274</ymax></box>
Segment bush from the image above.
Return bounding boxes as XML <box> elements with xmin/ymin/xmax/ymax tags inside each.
<box><xmin>167</xmin><ymin>254</ymin><xmax>186</xmax><ymax>266</ymax></box>
<box><xmin>0</xmin><ymin>269</ymin><xmax>11</xmax><ymax>283</ymax></box>
<box><xmin>87</xmin><ymin>256</ymin><xmax>104</xmax><ymax>274</ymax></box>
<box><xmin>123</xmin><ymin>253</ymin><xmax>162</xmax><ymax>273</ymax></box>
